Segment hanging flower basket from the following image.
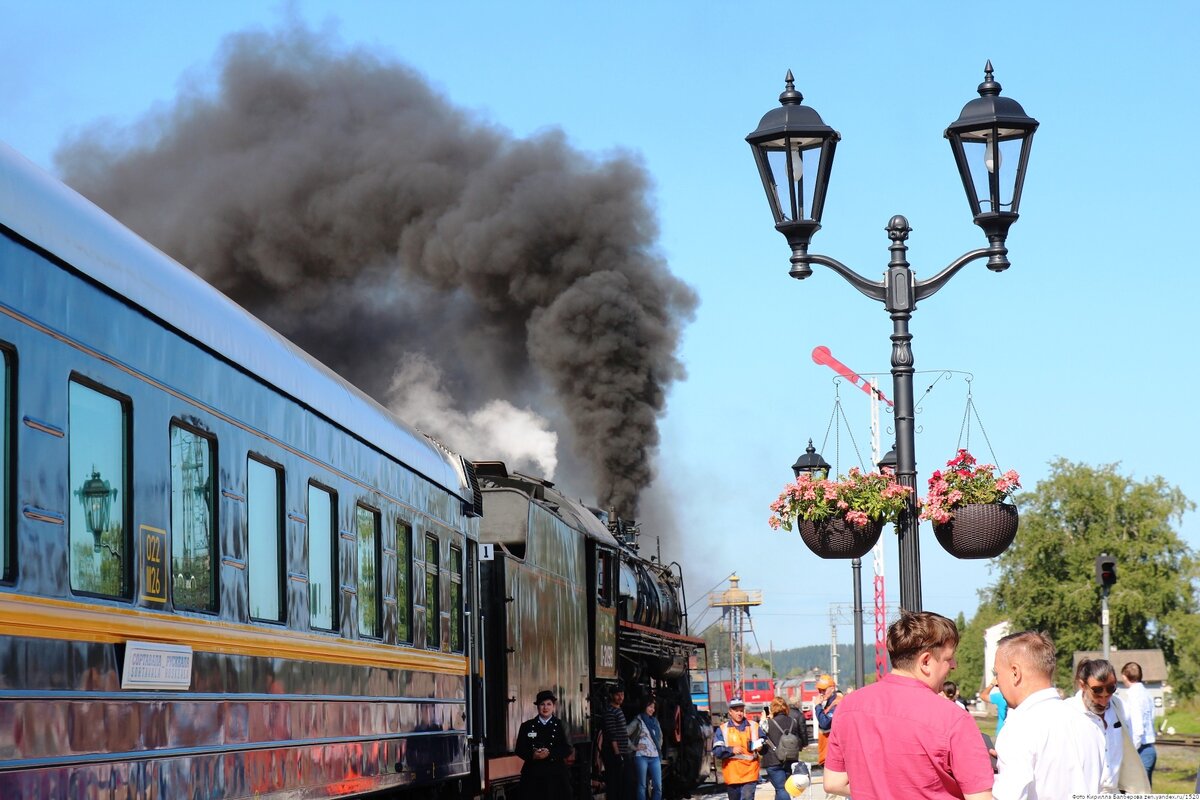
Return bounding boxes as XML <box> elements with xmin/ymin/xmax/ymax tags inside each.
<box><xmin>799</xmin><ymin>517</ymin><xmax>884</xmax><ymax>559</ymax></box>
<box><xmin>769</xmin><ymin>468</ymin><xmax>909</xmax><ymax>560</ymax></box>
<box><xmin>920</xmin><ymin>450</ymin><xmax>1021</xmax><ymax>558</ymax></box>
<box><xmin>933</xmin><ymin>502</ymin><xmax>1018</xmax><ymax>559</ymax></box>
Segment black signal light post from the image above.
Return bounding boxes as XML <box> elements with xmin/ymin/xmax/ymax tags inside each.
<box><xmin>1096</xmin><ymin>553</ymin><xmax>1117</xmax><ymax>661</ymax></box>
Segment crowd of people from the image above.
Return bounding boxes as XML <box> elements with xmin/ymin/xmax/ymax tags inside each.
<box><xmin>706</xmin><ymin>610</ymin><xmax>1163</xmax><ymax>800</ymax></box>
<box><xmin>515</xmin><ymin>610</ymin><xmax>1165</xmax><ymax>799</ymax></box>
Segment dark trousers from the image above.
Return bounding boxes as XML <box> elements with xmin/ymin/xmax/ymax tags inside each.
<box><xmin>725</xmin><ymin>782</ymin><xmax>757</xmax><ymax>800</ymax></box>
<box><xmin>602</xmin><ymin>751</ymin><xmax>631</xmax><ymax>800</ymax></box>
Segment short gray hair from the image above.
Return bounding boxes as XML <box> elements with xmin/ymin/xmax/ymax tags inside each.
<box><xmin>997</xmin><ymin>630</ymin><xmax>1056</xmax><ymax>679</ymax></box>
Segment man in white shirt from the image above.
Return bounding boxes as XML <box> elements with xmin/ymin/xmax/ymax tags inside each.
<box><xmin>992</xmin><ymin>631</ymin><xmax>1104</xmax><ymax>800</ymax></box>
<box><xmin>1121</xmin><ymin>661</ymin><xmax>1157</xmax><ymax>786</ymax></box>
<box><xmin>1070</xmin><ymin>658</ymin><xmax>1150</xmax><ymax>794</ymax></box>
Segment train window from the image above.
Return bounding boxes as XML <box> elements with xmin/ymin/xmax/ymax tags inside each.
<box><xmin>424</xmin><ymin>534</ymin><xmax>439</xmax><ymax>648</ymax></box>
<box><xmin>396</xmin><ymin>519</ymin><xmax>412</xmax><ymax>643</ymax></box>
<box><xmin>170</xmin><ymin>423</ymin><xmax>216</xmax><ymax>611</ymax></box>
<box><xmin>1</xmin><ymin>348</ymin><xmax>8</xmax><ymax>579</ymax></box>
<box><xmin>597</xmin><ymin>551</ymin><xmax>613</xmax><ymax>606</ymax></box>
<box><xmin>449</xmin><ymin>544</ymin><xmax>463</xmax><ymax>652</ymax></box>
<box><xmin>308</xmin><ymin>484</ymin><xmax>336</xmax><ymax>630</ymax></box>
<box><xmin>68</xmin><ymin>380</ymin><xmax>130</xmax><ymax>598</ymax></box>
<box><xmin>357</xmin><ymin>505</ymin><xmax>381</xmax><ymax>638</ymax></box>
<box><xmin>247</xmin><ymin>457</ymin><xmax>283</xmax><ymax>621</ymax></box>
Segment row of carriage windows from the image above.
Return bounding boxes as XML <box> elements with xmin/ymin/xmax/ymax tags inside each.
<box><xmin>0</xmin><ymin>364</ymin><xmax>462</xmax><ymax>650</ymax></box>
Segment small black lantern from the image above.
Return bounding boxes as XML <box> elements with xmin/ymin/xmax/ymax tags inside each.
<box><xmin>747</xmin><ymin>71</ymin><xmax>841</xmax><ymax>278</ymax></box>
<box><xmin>77</xmin><ymin>468</ymin><xmax>117</xmax><ymax>552</ymax></box>
<box><xmin>791</xmin><ymin>439</ymin><xmax>832</xmax><ymax>480</ymax></box>
<box><xmin>945</xmin><ymin>61</ymin><xmax>1039</xmax><ymax>268</ymax></box>
<box><xmin>876</xmin><ymin>444</ymin><xmax>898</xmax><ymax>476</ymax></box>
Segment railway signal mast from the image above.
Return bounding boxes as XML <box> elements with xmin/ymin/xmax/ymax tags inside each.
<box><xmin>811</xmin><ymin>346</ymin><xmax>892</xmax><ymax>680</ymax></box>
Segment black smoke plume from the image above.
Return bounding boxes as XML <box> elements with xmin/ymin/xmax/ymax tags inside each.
<box><xmin>57</xmin><ymin>21</ymin><xmax>696</xmax><ymax>515</ymax></box>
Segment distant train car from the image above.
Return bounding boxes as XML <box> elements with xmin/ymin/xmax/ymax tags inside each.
<box><xmin>721</xmin><ymin>670</ymin><xmax>775</xmax><ymax>722</ymax></box>
<box><xmin>475</xmin><ymin>464</ymin><xmax>711</xmax><ymax>798</ymax></box>
<box><xmin>777</xmin><ymin>676</ymin><xmax>819</xmax><ymax>720</ymax></box>
<box><xmin>0</xmin><ymin>141</ymin><xmax>484</xmax><ymax>797</ymax></box>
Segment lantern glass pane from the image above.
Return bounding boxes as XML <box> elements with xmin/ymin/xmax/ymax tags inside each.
<box><xmin>961</xmin><ymin>132</ymin><xmax>1025</xmax><ymax>213</ymax></box>
<box><xmin>766</xmin><ymin>145</ymin><xmax>823</xmax><ymax>222</ymax></box>
<box><xmin>69</xmin><ymin>381</ymin><xmax>128</xmax><ymax>597</ymax></box>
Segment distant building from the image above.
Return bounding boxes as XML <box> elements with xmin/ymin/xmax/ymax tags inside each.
<box><xmin>982</xmin><ymin>621</ymin><xmax>1012</xmax><ymax>692</ymax></box>
<box><xmin>1073</xmin><ymin>648</ymin><xmax>1168</xmax><ymax>718</ymax></box>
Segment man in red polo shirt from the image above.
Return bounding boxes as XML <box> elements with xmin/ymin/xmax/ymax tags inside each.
<box><xmin>823</xmin><ymin>611</ymin><xmax>994</xmax><ymax>800</ymax></box>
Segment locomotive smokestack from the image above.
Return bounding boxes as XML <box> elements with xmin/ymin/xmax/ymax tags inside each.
<box><xmin>56</xmin><ymin>20</ymin><xmax>696</xmax><ymax>515</ymax></box>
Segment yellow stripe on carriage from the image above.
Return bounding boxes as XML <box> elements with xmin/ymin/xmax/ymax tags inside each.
<box><xmin>0</xmin><ymin>592</ymin><xmax>468</xmax><ymax>674</ymax></box>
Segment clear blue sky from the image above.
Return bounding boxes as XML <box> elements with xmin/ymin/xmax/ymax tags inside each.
<box><xmin>6</xmin><ymin>1</ymin><xmax>1198</xmax><ymax>658</ymax></box>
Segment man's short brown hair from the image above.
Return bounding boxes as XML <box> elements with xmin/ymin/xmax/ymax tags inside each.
<box><xmin>887</xmin><ymin>611</ymin><xmax>959</xmax><ymax>669</ymax></box>
<box><xmin>997</xmin><ymin>631</ymin><xmax>1056</xmax><ymax>679</ymax></box>
<box><xmin>1122</xmin><ymin>662</ymin><xmax>1143</xmax><ymax>682</ymax></box>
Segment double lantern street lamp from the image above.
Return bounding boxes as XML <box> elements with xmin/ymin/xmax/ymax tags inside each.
<box><xmin>751</xmin><ymin>62</ymin><xmax>1038</xmax><ymax>612</ymax></box>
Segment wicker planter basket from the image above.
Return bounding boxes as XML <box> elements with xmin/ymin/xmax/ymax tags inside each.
<box><xmin>798</xmin><ymin>517</ymin><xmax>884</xmax><ymax>559</ymax></box>
<box><xmin>933</xmin><ymin>502</ymin><xmax>1019</xmax><ymax>559</ymax></box>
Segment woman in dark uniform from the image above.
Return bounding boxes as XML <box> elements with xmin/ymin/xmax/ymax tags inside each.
<box><xmin>515</xmin><ymin>690</ymin><xmax>573</xmax><ymax>798</ymax></box>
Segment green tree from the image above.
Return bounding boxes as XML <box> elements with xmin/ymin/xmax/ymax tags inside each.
<box><xmin>949</xmin><ymin>601</ymin><xmax>1007</xmax><ymax>698</ymax></box>
<box><xmin>990</xmin><ymin>459</ymin><xmax>1198</xmax><ymax>694</ymax></box>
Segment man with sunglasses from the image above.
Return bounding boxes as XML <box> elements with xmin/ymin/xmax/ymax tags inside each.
<box><xmin>1071</xmin><ymin>659</ymin><xmax>1150</xmax><ymax>794</ymax></box>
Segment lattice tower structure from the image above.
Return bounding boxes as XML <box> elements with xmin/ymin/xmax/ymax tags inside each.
<box><xmin>708</xmin><ymin>574</ymin><xmax>762</xmax><ymax>701</ymax></box>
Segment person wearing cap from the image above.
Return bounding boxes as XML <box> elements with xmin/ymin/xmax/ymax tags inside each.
<box><xmin>515</xmin><ymin>689</ymin><xmax>572</xmax><ymax>797</ymax></box>
<box><xmin>712</xmin><ymin>697</ymin><xmax>761</xmax><ymax>799</ymax></box>
<box><xmin>601</xmin><ymin>683</ymin><xmax>634</xmax><ymax>800</ymax></box>
<box><xmin>814</xmin><ymin>674</ymin><xmax>842</xmax><ymax>768</ymax></box>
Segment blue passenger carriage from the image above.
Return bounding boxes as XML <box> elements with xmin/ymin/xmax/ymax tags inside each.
<box><xmin>0</xmin><ymin>142</ymin><xmax>484</xmax><ymax>798</ymax></box>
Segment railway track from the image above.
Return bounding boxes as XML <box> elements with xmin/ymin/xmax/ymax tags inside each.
<box><xmin>1158</xmin><ymin>735</ymin><xmax>1200</xmax><ymax>749</ymax></box>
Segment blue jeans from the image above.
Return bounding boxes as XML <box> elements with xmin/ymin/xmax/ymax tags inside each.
<box><xmin>766</xmin><ymin>764</ymin><xmax>790</xmax><ymax>800</ymax></box>
<box><xmin>634</xmin><ymin>755</ymin><xmax>662</xmax><ymax>800</ymax></box>
<box><xmin>1139</xmin><ymin>743</ymin><xmax>1157</xmax><ymax>786</ymax></box>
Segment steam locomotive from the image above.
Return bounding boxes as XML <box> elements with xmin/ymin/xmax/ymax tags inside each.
<box><xmin>0</xmin><ymin>137</ymin><xmax>707</xmax><ymax>799</ymax></box>
<box><xmin>474</xmin><ymin>463</ymin><xmax>710</xmax><ymax>798</ymax></box>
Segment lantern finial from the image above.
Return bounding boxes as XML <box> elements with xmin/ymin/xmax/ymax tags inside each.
<box><xmin>779</xmin><ymin>70</ymin><xmax>803</xmax><ymax>105</ymax></box>
<box><xmin>978</xmin><ymin>61</ymin><xmax>1001</xmax><ymax>97</ymax></box>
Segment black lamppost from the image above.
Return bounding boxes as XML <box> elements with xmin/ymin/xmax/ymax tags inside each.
<box><xmin>792</xmin><ymin>440</ymin><xmax>865</xmax><ymax>689</ymax></box>
<box><xmin>76</xmin><ymin>468</ymin><xmax>117</xmax><ymax>552</ymax></box>
<box><xmin>751</xmin><ymin>63</ymin><xmax>1038</xmax><ymax>611</ymax></box>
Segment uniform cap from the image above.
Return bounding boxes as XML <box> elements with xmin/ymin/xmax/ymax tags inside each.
<box><xmin>728</xmin><ymin>697</ymin><xmax>746</xmax><ymax>709</ymax></box>
<box><xmin>535</xmin><ymin>690</ymin><xmax>557</xmax><ymax>704</ymax></box>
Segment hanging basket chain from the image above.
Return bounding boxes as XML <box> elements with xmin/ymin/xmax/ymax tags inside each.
<box><xmin>820</xmin><ymin>382</ymin><xmax>866</xmax><ymax>476</ymax></box>
<box><xmin>955</xmin><ymin>379</ymin><xmax>1005</xmax><ymax>474</ymax></box>
<box><xmin>836</xmin><ymin>399</ymin><xmax>866</xmax><ymax>472</ymax></box>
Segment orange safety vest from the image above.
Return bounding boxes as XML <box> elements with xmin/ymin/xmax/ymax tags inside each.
<box><xmin>718</xmin><ymin>721</ymin><xmax>760</xmax><ymax>785</ymax></box>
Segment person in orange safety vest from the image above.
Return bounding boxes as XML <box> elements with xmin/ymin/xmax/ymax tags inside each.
<box><xmin>712</xmin><ymin>697</ymin><xmax>761</xmax><ymax>799</ymax></box>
